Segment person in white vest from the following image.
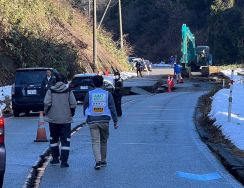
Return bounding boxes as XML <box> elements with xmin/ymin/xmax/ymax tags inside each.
<box><xmin>83</xmin><ymin>75</ymin><xmax>118</xmax><ymax>170</ymax></box>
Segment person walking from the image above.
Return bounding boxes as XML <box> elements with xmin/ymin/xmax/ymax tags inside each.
<box><xmin>169</xmin><ymin>56</ymin><xmax>175</xmax><ymax>67</ymax></box>
<box><xmin>83</xmin><ymin>75</ymin><xmax>118</xmax><ymax>170</ymax></box>
<box><xmin>135</xmin><ymin>61</ymin><xmax>142</xmax><ymax>77</ymax></box>
<box><xmin>41</xmin><ymin>69</ymin><xmax>56</xmax><ymax>95</ymax></box>
<box><xmin>113</xmin><ymin>71</ymin><xmax>123</xmax><ymax>117</ymax></box>
<box><xmin>44</xmin><ymin>74</ymin><xmax>77</xmax><ymax>168</ymax></box>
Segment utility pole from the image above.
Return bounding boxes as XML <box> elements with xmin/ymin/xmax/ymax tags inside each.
<box><xmin>118</xmin><ymin>0</ymin><xmax>123</xmax><ymax>49</ymax></box>
<box><xmin>98</xmin><ymin>0</ymin><xmax>113</xmax><ymax>29</ymax></box>
<box><xmin>93</xmin><ymin>0</ymin><xmax>97</xmax><ymax>72</ymax></box>
<box><xmin>88</xmin><ymin>0</ymin><xmax>91</xmax><ymax>21</ymax></box>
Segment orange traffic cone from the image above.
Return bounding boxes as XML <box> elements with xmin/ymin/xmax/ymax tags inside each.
<box><xmin>167</xmin><ymin>75</ymin><xmax>171</xmax><ymax>93</ymax></box>
<box><xmin>34</xmin><ymin>111</ymin><xmax>48</xmax><ymax>142</ymax></box>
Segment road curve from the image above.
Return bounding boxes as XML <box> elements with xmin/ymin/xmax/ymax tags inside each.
<box><xmin>40</xmin><ymin>89</ymin><xmax>242</xmax><ymax>188</ymax></box>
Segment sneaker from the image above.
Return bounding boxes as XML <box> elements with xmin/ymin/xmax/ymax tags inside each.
<box><xmin>60</xmin><ymin>162</ymin><xmax>69</xmax><ymax>168</ymax></box>
<box><xmin>50</xmin><ymin>158</ymin><xmax>60</xmax><ymax>165</ymax></box>
<box><xmin>101</xmin><ymin>161</ymin><xmax>107</xmax><ymax>167</ymax></box>
<box><xmin>94</xmin><ymin>162</ymin><xmax>101</xmax><ymax>170</ymax></box>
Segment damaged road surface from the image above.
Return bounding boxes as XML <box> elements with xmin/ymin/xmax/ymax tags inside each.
<box><xmin>40</xmin><ymin>79</ymin><xmax>242</xmax><ymax>187</ymax></box>
<box><xmin>3</xmin><ymin>67</ymin><xmax>242</xmax><ymax>187</ymax></box>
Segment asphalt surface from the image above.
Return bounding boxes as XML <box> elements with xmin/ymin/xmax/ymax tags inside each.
<box><xmin>2</xmin><ymin>69</ymin><xmax>159</xmax><ymax>188</ymax></box>
<box><xmin>40</xmin><ymin>81</ymin><xmax>242</xmax><ymax>187</ymax></box>
<box><xmin>3</xmin><ymin>67</ymin><xmax>242</xmax><ymax>188</ymax></box>
<box><xmin>3</xmin><ymin>111</ymin><xmax>85</xmax><ymax>187</ymax></box>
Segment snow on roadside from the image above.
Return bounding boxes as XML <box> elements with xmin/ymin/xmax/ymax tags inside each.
<box><xmin>120</xmin><ymin>72</ymin><xmax>137</xmax><ymax>80</ymax></box>
<box><xmin>152</xmin><ymin>63</ymin><xmax>172</xmax><ymax>67</ymax></box>
<box><xmin>209</xmin><ymin>69</ymin><xmax>244</xmax><ymax>150</ymax></box>
<box><xmin>0</xmin><ymin>85</ymin><xmax>12</xmax><ymax>110</ymax></box>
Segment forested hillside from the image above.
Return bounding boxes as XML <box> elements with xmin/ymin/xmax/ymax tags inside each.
<box><xmin>101</xmin><ymin>0</ymin><xmax>244</xmax><ymax>64</ymax></box>
<box><xmin>0</xmin><ymin>0</ymin><xmax>243</xmax><ymax>86</ymax></box>
<box><xmin>0</xmin><ymin>0</ymin><xmax>129</xmax><ymax>85</ymax></box>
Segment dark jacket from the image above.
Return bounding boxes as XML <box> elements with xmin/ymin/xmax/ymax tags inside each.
<box><xmin>135</xmin><ymin>62</ymin><xmax>141</xmax><ymax>70</ymax></box>
<box><xmin>41</xmin><ymin>76</ymin><xmax>56</xmax><ymax>93</ymax></box>
<box><xmin>44</xmin><ymin>82</ymin><xmax>77</xmax><ymax>124</ymax></box>
<box><xmin>83</xmin><ymin>88</ymin><xmax>118</xmax><ymax>124</ymax></box>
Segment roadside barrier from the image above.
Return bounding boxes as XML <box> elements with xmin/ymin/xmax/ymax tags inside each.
<box><xmin>34</xmin><ymin>111</ymin><xmax>48</xmax><ymax>142</ymax></box>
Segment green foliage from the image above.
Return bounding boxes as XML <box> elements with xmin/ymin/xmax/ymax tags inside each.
<box><xmin>102</xmin><ymin>0</ymin><xmax>244</xmax><ymax>65</ymax></box>
<box><xmin>182</xmin><ymin>0</ymin><xmax>212</xmax><ymax>11</ymax></box>
<box><xmin>209</xmin><ymin>3</ymin><xmax>243</xmax><ymax>64</ymax></box>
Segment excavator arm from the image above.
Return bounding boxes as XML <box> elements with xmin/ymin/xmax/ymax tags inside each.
<box><xmin>181</xmin><ymin>24</ymin><xmax>196</xmax><ymax>67</ymax></box>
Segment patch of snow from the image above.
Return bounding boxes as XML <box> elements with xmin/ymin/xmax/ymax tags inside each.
<box><xmin>120</xmin><ymin>72</ymin><xmax>137</xmax><ymax>80</ymax></box>
<box><xmin>209</xmin><ymin>69</ymin><xmax>244</xmax><ymax>149</ymax></box>
<box><xmin>152</xmin><ymin>63</ymin><xmax>172</xmax><ymax>67</ymax></box>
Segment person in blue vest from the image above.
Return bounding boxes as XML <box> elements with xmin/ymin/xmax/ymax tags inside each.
<box><xmin>83</xmin><ymin>75</ymin><xmax>118</xmax><ymax>170</ymax></box>
<box><xmin>174</xmin><ymin>63</ymin><xmax>184</xmax><ymax>84</ymax></box>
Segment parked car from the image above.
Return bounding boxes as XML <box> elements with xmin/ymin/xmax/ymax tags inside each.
<box><xmin>12</xmin><ymin>68</ymin><xmax>59</xmax><ymax>117</ymax></box>
<box><xmin>128</xmin><ymin>56</ymin><xmax>137</xmax><ymax>63</ymax></box>
<box><xmin>0</xmin><ymin>110</ymin><xmax>6</xmax><ymax>187</ymax></box>
<box><xmin>69</xmin><ymin>74</ymin><xmax>115</xmax><ymax>102</ymax></box>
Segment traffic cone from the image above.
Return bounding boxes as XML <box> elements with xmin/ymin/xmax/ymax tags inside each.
<box><xmin>167</xmin><ymin>76</ymin><xmax>171</xmax><ymax>93</ymax></box>
<box><xmin>34</xmin><ymin>111</ymin><xmax>48</xmax><ymax>142</ymax></box>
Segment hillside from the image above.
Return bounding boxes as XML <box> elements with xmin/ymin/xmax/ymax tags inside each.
<box><xmin>0</xmin><ymin>0</ymin><xmax>129</xmax><ymax>85</ymax></box>
<box><xmin>100</xmin><ymin>0</ymin><xmax>244</xmax><ymax>65</ymax></box>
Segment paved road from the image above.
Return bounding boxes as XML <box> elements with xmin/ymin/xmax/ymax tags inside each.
<box><xmin>2</xmin><ymin>69</ymin><xmax>162</xmax><ymax>187</ymax></box>
<box><xmin>40</xmin><ymin>83</ymin><xmax>242</xmax><ymax>187</ymax></box>
<box><xmin>3</xmin><ymin>67</ymin><xmax>242</xmax><ymax>187</ymax></box>
<box><xmin>3</xmin><ymin>111</ymin><xmax>85</xmax><ymax>187</ymax></box>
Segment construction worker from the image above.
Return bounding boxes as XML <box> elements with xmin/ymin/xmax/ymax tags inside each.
<box><xmin>169</xmin><ymin>56</ymin><xmax>175</xmax><ymax>67</ymax></box>
<box><xmin>83</xmin><ymin>75</ymin><xmax>118</xmax><ymax>170</ymax></box>
<box><xmin>135</xmin><ymin>61</ymin><xmax>142</xmax><ymax>77</ymax></box>
<box><xmin>44</xmin><ymin>74</ymin><xmax>77</xmax><ymax>168</ymax></box>
<box><xmin>104</xmin><ymin>68</ymin><xmax>110</xmax><ymax>76</ymax></box>
<box><xmin>174</xmin><ymin>63</ymin><xmax>183</xmax><ymax>84</ymax></box>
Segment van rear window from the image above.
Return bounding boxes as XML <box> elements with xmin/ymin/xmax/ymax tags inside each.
<box><xmin>15</xmin><ymin>71</ymin><xmax>46</xmax><ymax>85</ymax></box>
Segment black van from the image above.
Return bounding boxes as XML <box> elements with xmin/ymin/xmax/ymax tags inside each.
<box><xmin>12</xmin><ymin>68</ymin><xmax>59</xmax><ymax>117</ymax></box>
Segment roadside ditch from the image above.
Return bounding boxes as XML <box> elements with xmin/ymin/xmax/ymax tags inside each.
<box><xmin>195</xmin><ymin>83</ymin><xmax>244</xmax><ymax>185</ymax></box>
<box><xmin>23</xmin><ymin>122</ymin><xmax>86</xmax><ymax>188</ymax></box>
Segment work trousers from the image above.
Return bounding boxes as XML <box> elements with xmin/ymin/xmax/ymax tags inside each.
<box><xmin>176</xmin><ymin>73</ymin><xmax>182</xmax><ymax>82</ymax></box>
<box><xmin>113</xmin><ymin>90</ymin><xmax>122</xmax><ymax>117</ymax></box>
<box><xmin>137</xmin><ymin>69</ymin><xmax>142</xmax><ymax>77</ymax></box>
<box><xmin>49</xmin><ymin>123</ymin><xmax>71</xmax><ymax>163</ymax></box>
<box><xmin>89</xmin><ymin>123</ymin><xmax>109</xmax><ymax>162</ymax></box>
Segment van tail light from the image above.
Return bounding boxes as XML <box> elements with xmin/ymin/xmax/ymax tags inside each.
<box><xmin>11</xmin><ymin>83</ymin><xmax>15</xmax><ymax>95</ymax></box>
<box><xmin>0</xmin><ymin>117</ymin><xmax>4</xmax><ymax>144</ymax></box>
